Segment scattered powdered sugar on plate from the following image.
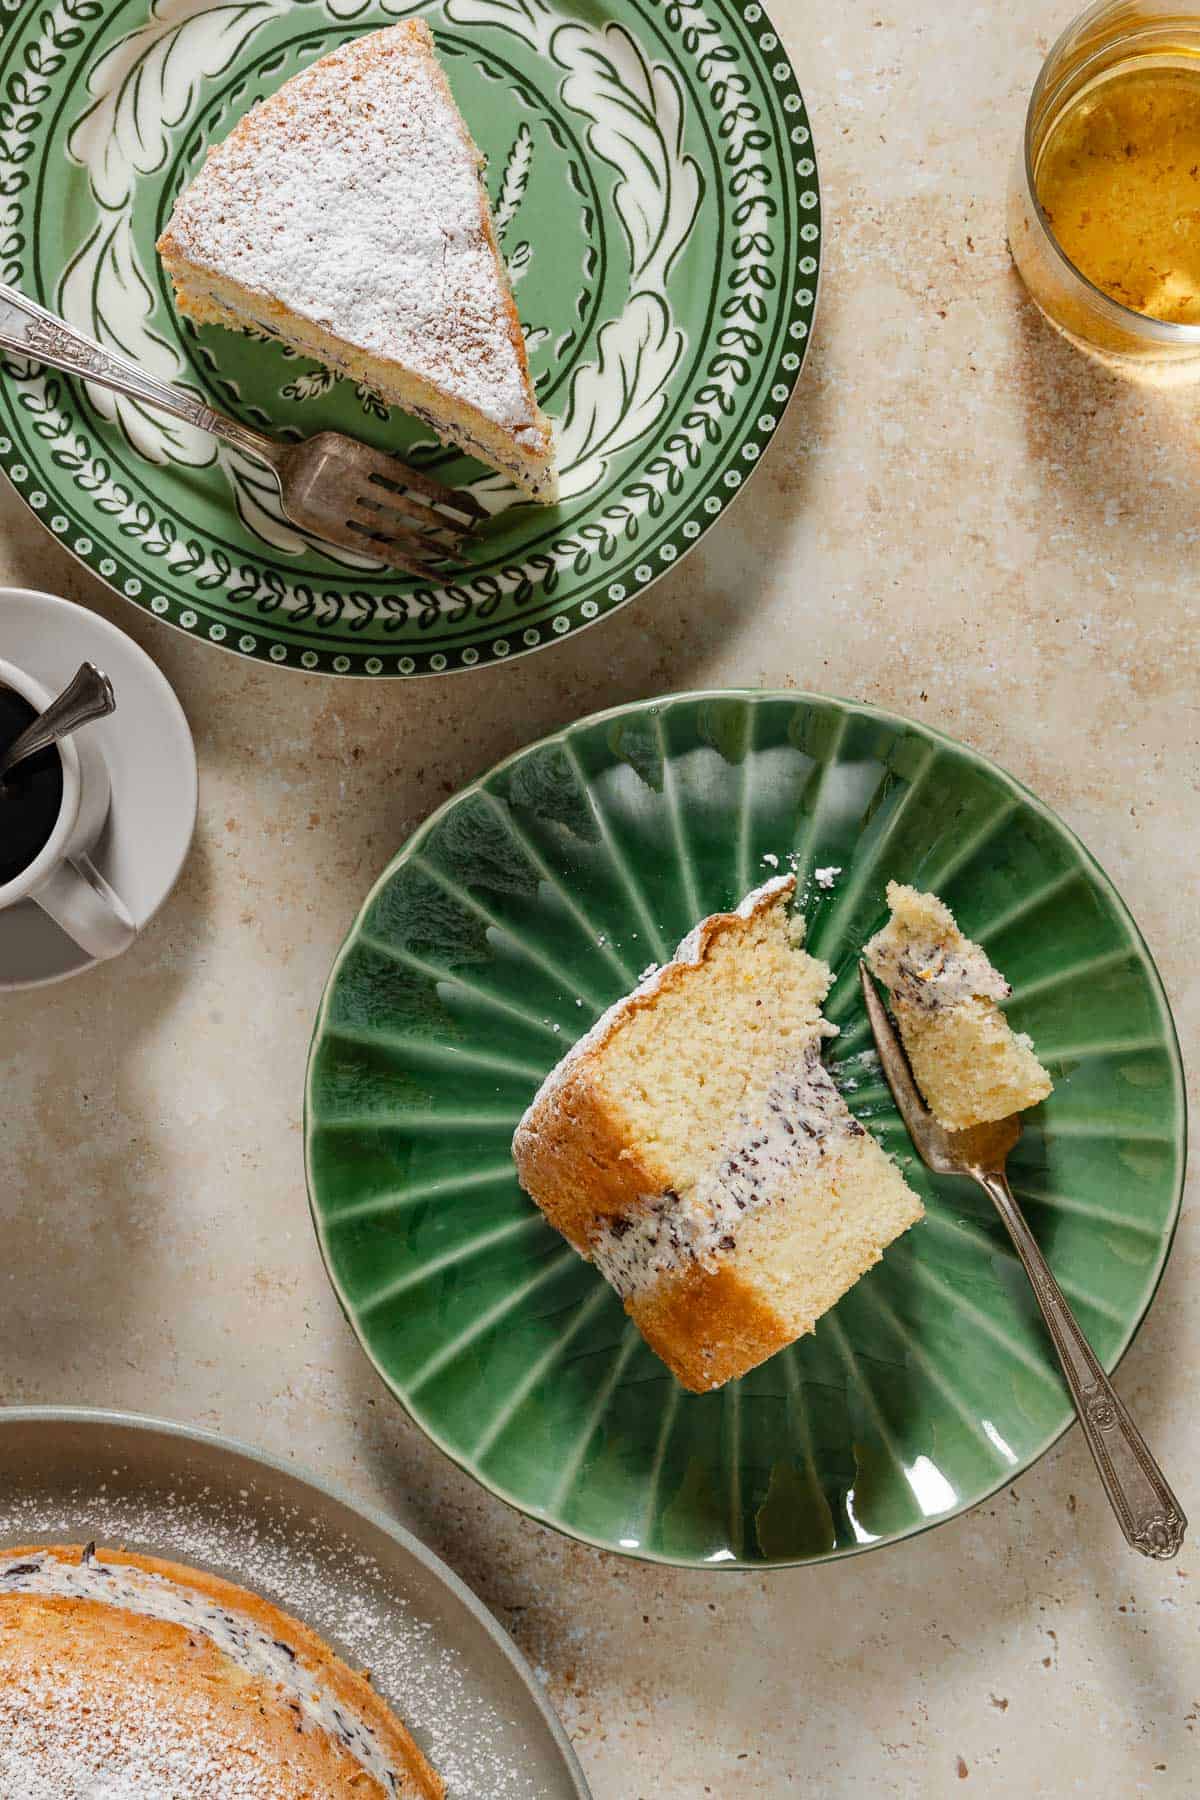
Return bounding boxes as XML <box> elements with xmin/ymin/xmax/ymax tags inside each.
<box><xmin>814</xmin><ymin>866</ymin><xmax>842</xmax><ymax>890</ymax></box>
<box><xmin>0</xmin><ymin>1439</ymin><xmax>565</xmax><ymax>1799</ymax></box>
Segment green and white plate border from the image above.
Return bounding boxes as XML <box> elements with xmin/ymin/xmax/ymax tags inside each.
<box><xmin>0</xmin><ymin>0</ymin><xmax>820</xmax><ymax>676</ymax></box>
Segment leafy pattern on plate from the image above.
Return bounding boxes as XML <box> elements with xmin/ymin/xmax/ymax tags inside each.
<box><xmin>0</xmin><ymin>0</ymin><xmax>819</xmax><ymax>673</ymax></box>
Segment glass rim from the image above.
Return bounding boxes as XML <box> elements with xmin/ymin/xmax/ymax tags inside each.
<box><xmin>1021</xmin><ymin>0</ymin><xmax>1200</xmax><ymax>346</ymax></box>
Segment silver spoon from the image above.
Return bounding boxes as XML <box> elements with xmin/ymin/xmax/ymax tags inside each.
<box><xmin>0</xmin><ymin>662</ymin><xmax>115</xmax><ymax>780</ymax></box>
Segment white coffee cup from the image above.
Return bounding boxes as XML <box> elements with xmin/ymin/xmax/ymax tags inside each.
<box><xmin>0</xmin><ymin>655</ymin><xmax>135</xmax><ymax>960</ymax></box>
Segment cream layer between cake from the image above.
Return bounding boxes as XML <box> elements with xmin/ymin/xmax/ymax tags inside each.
<box><xmin>513</xmin><ymin>876</ymin><xmax>924</xmax><ymax>1390</ymax></box>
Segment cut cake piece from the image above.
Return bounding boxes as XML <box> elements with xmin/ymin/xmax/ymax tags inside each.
<box><xmin>156</xmin><ymin>22</ymin><xmax>556</xmax><ymax>502</ymax></box>
<box><xmin>0</xmin><ymin>1544</ymin><xmax>442</xmax><ymax>1797</ymax></box>
<box><xmin>512</xmin><ymin>876</ymin><xmax>924</xmax><ymax>1393</ymax></box>
<box><xmin>863</xmin><ymin>880</ymin><xmax>1053</xmax><ymax>1131</ymax></box>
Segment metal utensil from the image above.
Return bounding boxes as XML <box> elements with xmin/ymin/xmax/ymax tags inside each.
<box><xmin>859</xmin><ymin>962</ymin><xmax>1186</xmax><ymax>1559</ymax></box>
<box><xmin>0</xmin><ymin>282</ymin><xmax>484</xmax><ymax>577</ymax></box>
<box><xmin>0</xmin><ymin>660</ymin><xmax>115</xmax><ymax>780</ymax></box>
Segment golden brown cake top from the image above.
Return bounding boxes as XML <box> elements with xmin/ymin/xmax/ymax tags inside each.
<box><xmin>0</xmin><ymin>1544</ymin><xmax>442</xmax><ymax>1798</ymax></box>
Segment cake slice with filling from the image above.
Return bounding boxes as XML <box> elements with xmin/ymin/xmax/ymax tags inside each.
<box><xmin>157</xmin><ymin>22</ymin><xmax>556</xmax><ymax>501</ymax></box>
<box><xmin>513</xmin><ymin>876</ymin><xmax>924</xmax><ymax>1393</ymax></box>
<box><xmin>863</xmin><ymin>881</ymin><xmax>1053</xmax><ymax>1131</ymax></box>
<box><xmin>0</xmin><ymin>1544</ymin><xmax>442</xmax><ymax>1797</ymax></box>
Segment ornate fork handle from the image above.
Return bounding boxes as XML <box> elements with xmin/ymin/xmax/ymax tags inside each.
<box><xmin>979</xmin><ymin>1169</ymin><xmax>1185</xmax><ymax>1558</ymax></box>
<box><xmin>0</xmin><ymin>280</ymin><xmax>282</xmax><ymax>468</ymax></box>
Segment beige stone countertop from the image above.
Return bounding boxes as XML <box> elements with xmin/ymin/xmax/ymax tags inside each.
<box><xmin>1</xmin><ymin>0</ymin><xmax>1198</xmax><ymax>1793</ymax></box>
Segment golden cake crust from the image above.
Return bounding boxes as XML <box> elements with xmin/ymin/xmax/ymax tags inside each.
<box><xmin>0</xmin><ymin>1544</ymin><xmax>442</xmax><ymax>1799</ymax></box>
<box><xmin>512</xmin><ymin>880</ymin><xmax>795</xmax><ymax>1251</ymax></box>
<box><xmin>629</xmin><ymin>1261</ymin><xmax>801</xmax><ymax>1392</ymax></box>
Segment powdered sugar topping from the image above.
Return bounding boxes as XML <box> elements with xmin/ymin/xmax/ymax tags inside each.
<box><xmin>0</xmin><ymin>1665</ymin><xmax>280</xmax><ymax>1799</ymax></box>
<box><xmin>0</xmin><ymin>1477</ymin><xmax>541</xmax><ymax>1799</ymax></box>
<box><xmin>0</xmin><ymin>1551</ymin><xmax>407</xmax><ymax>1795</ymax></box>
<box><xmin>164</xmin><ymin>25</ymin><xmax>542</xmax><ymax>437</ymax></box>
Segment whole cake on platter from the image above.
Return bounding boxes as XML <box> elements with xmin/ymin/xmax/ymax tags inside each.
<box><xmin>513</xmin><ymin>876</ymin><xmax>924</xmax><ymax>1392</ymax></box>
<box><xmin>864</xmin><ymin>882</ymin><xmax>1053</xmax><ymax>1130</ymax></box>
<box><xmin>0</xmin><ymin>1543</ymin><xmax>442</xmax><ymax>1798</ymax></box>
<box><xmin>157</xmin><ymin>21</ymin><xmax>556</xmax><ymax>502</ymax></box>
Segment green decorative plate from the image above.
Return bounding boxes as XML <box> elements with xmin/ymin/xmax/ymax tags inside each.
<box><xmin>305</xmin><ymin>691</ymin><xmax>1185</xmax><ymax>1567</ymax></box>
<box><xmin>0</xmin><ymin>0</ymin><xmax>818</xmax><ymax>676</ymax></box>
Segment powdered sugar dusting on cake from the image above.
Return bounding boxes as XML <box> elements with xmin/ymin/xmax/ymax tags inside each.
<box><xmin>0</xmin><ymin>1486</ymin><xmax>536</xmax><ymax>1799</ymax></box>
<box><xmin>162</xmin><ymin>24</ymin><xmax>541</xmax><ymax>437</ymax></box>
<box><xmin>670</xmin><ymin>874</ymin><xmax>791</xmax><ymax>965</ymax></box>
<box><xmin>0</xmin><ymin>1551</ymin><xmax>408</xmax><ymax>1795</ymax></box>
<box><xmin>0</xmin><ymin>1664</ymin><xmax>280</xmax><ymax>1799</ymax></box>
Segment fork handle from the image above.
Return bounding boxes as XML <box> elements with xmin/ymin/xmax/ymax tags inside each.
<box><xmin>978</xmin><ymin>1169</ymin><xmax>1185</xmax><ymax>1558</ymax></box>
<box><xmin>0</xmin><ymin>280</ymin><xmax>282</xmax><ymax>468</ymax></box>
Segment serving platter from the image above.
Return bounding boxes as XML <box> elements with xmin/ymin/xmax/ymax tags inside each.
<box><xmin>0</xmin><ymin>0</ymin><xmax>818</xmax><ymax>675</ymax></box>
<box><xmin>0</xmin><ymin>1408</ymin><xmax>589</xmax><ymax>1799</ymax></box>
<box><xmin>305</xmin><ymin>689</ymin><xmax>1185</xmax><ymax>1567</ymax></box>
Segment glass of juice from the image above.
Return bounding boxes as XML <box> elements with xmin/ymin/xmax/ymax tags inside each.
<box><xmin>1009</xmin><ymin>0</ymin><xmax>1200</xmax><ymax>362</ymax></box>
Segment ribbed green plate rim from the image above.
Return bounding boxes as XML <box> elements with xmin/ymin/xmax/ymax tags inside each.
<box><xmin>305</xmin><ymin>690</ymin><xmax>1186</xmax><ymax>1566</ymax></box>
<box><xmin>0</xmin><ymin>0</ymin><xmax>819</xmax><ymax>676</ymax></box>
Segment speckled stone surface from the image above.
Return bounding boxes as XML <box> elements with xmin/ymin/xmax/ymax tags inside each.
<box><xmin>0</xmin><ymin>1</ymin><xmax>1197</xmax><ymax>1793</ymax></box>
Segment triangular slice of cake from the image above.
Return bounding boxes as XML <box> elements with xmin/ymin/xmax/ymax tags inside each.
<box><xmin>157</xmin><ymin>22</ymin><xmax>555</xmax><ymax>501</ymax></box>
<box><xmin>513</xmin><ymin>876</ymin><xmax>924</xmax><ymax>1392</ymax></box>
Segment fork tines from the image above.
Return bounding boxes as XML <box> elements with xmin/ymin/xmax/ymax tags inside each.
<box><xmin>368</xmin><ymin>460</ymin><xmax>487</xmax><ymax>524</ymax></box>
<box><xmin>348</xmin><ymin>462</ymin><xmax>485</xmax><ymax>574</ymax></box>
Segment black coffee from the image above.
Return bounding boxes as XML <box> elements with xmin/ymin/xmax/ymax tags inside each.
<box><xmin>0</xmin><ymin>683</ymin><xmax>63</xmax><ymax>885</ymax></box>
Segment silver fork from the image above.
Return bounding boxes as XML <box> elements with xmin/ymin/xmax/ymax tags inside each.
<box><xmin>859</xmin><ymin>964</ymin><xmax>1186</xmax><ymax>1559</ymax></box>
<box><xmin>0</xmin><ymin>282</ymin><xmax>484</xmax><ymax>576</ymax></box>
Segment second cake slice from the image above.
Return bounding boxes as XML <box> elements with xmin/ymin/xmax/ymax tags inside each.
<box><xmin>513</xmin><ymin>876</ymin><xmax>923</xmax><ymax>1392</ymax></box>
<box><xmin>863</xmin><ymin>882</ymin><xmax>1053</xmax><ymax>1130</ymax></box>
<box><xmin>157</xmin><ymin>23</ymin><xmax>556</xmax><ymax>501</ymax></box>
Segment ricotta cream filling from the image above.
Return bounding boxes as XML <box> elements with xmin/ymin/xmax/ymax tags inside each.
<box><xmin>866</xmin><ymin>929</ymin><xmax>1009</xmax><ymax>1014</ymax></box>
<box><xmin>589</xmin><ymin>1042</ymin><xmax>863</xmax><ymax>1300</ymax></box>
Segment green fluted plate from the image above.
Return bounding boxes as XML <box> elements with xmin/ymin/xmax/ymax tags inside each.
<box><xmin>0</xmin><ymin>0</ymin><xmax>817</xmax><ymax>676</ymax></box>
<box><xmin>305</xmin><ymin>692</ymin><xmax>1185</xmax><ymax>1566</ymax></box>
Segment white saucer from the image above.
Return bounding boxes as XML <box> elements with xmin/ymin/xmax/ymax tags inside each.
<box><xmin>0</xmin><ymin>589</ymin><xmax>197</xmax><ymax>988</ymax></box>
